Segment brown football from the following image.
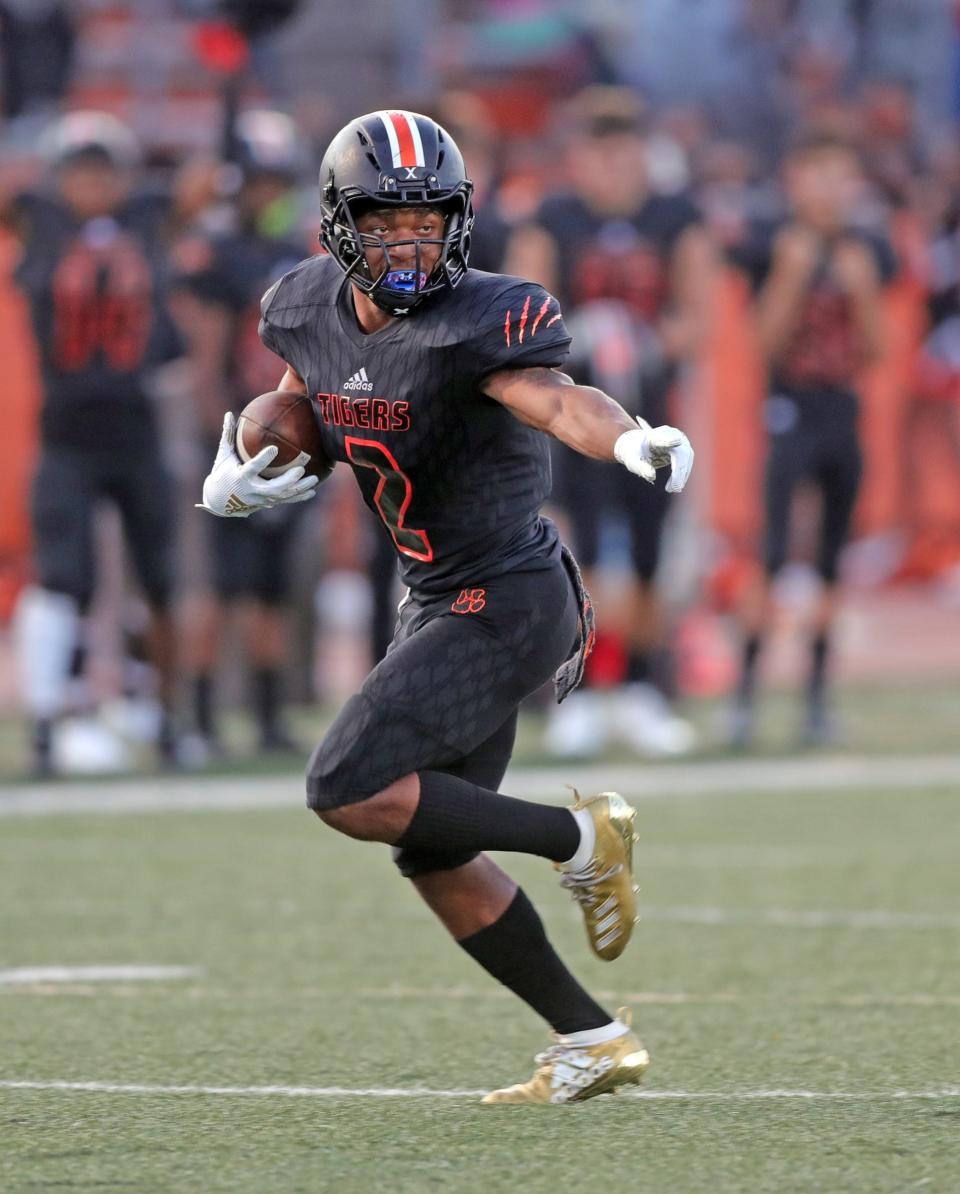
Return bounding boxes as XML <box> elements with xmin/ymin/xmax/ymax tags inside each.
<box><xmin>235</xmin><ymin>390</ymin><xmax>334</xmax><ymax>482</ymax></box>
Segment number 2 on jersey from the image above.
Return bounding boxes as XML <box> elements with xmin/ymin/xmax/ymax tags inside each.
<box><xmin>344</xmin><ymin>438</ymin><xmax>434</xmax><ymax>562</ymax></box>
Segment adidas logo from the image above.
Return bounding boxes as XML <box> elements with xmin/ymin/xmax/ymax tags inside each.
<box><xmin>224</xmin><ymin>494</ymin><xmax>256</xmax><ymax>515</ymax></box>
<box><xmin>343</xmin><ymin>367</ymin><xmax>373</xmax><ymax>392</ymax></box>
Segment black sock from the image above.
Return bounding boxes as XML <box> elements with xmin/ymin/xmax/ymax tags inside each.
<box><xmin>31</xmin><ymin>718</ymin><xmax>53</xmax><ymax>774</ymax></box>
<box><xmin>737</xmin><ymin>634</ymin><xmax>762</xmax><ymax>703</ymax></box>
<box><xmin>253</xmin><ymin>667</ymin><xmax>281</xmax><ymax>735</ymax></box>
<box><xmin>649</xmin><ymin>646</ymin><xmax>678</xmax><ymax>700</ymax></box>
<box><xmin>396</xmin><ymin>770</ymin><xmax>580</xmax><ymax>863</ymax></box>
<box><xmin>625</xmin><ymin>650</ymin><xmax>651</xmax><ymax>684</ymax></box>
<box><xmin>458</xmin><ymin>889</ymin><xmax>612</xmax><ymax>1034</ymax></box>
<box><xmin>192</xmin><ymin>673</ymin><xmax>216</xmax><ymax>739</ymax></box>
<box><xmin>808</xmin><ymin>633</ymin><xmax>830</xmax><ymax>707</ymax></box>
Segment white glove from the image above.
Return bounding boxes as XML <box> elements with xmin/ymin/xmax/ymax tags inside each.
<box><xmin>197</xmin><ymin>413</ymin><xmax>319</xmax><ymax>518</ymax></box>
<box><xmin>613</xmin><ymin>416</ymin><xmax>694</xmax><ymax>493</ymax></box>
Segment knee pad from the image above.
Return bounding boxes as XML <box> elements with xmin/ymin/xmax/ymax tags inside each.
<box><xmin>391</xmin><ymin>845</ymin><xmax>480</xmax><ymax>879</ymax></box>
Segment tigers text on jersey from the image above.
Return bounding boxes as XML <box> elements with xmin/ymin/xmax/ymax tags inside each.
<box><xmin>259</xmin><ymin>257</ymin><xmax>572</xmax><ymax>595</ymax></box>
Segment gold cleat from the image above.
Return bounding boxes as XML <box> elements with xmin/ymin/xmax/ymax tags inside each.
<box><xmin>557</xmin><ymin>790</ymin><xmax>639</xmax><ymax>961</ymax></box>
<box><xmin>481</xmin><ymin>1009</ymin><xmax>650</xmax><ymax>1105</ymax></box>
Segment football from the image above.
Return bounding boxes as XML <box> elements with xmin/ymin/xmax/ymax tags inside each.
<box><xmin>235</xmin><ymin>390</ymin><xmax>334</xmax><ymax>482</ymax></box>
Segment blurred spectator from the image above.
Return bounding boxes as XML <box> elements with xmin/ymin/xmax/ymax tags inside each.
<box><xmin>726</xmin><ymin>130</ymin><xmax>895</xmax><ymax>747</ymax></box>
<box><xmin>173</xmin><ymin>109</ymin><xmax>314</xmax><ymax>759</ymax></box>
<box><xmin>0</xmin><ymin>0</ymin><xmax>75</xmax><ymax>123</ymax></box>
<box><xmin>694</xmin><ymin>139</ymin><xmax>772</xmax><ymax>252</ymax></box>
<box><xmin>507</xmin><ymin>86</ymin><xmax>713</xmax><ymax>757</ymax></box>
<box><xmin>858</xmin><ymin>77</ymin><xmax>926</xmax><ymax>211</ymax></box>
<box><xmin>4</xmin><ymin>111</ymin><xmax>186</xmax><ymax>775</ymax></box>
<box><xmin>431</xmin><ymin>90</ymin><xmax>510</xmax><ymax>273</ymax></box>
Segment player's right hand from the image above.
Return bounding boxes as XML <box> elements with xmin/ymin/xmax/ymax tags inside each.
<box><xmin>196</xmin><ymin>412</ymin><xmax>319</xmax><ymax>518</ymax></box>
<box><xmin>614</xmin><ymin>416</ymin><xmax>695</xmax><ymax>493</ymax></box>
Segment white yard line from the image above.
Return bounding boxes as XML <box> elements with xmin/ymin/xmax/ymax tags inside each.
<box><xmin>5</xmin><ymin>984</ymin><xmax>957</xmax><ymax>1008</ymax></box>
<box><xmin>0</xmin><ymin>966</ymin><xmax>202</xmax><ymax>986</ymax></box>
<box><xmin>354</xmin><ymin>987</ymin><xmax>960</xmax><ymax>1008</ymax></box>
<box><xmin>0</xmin><ymin>1079</ymin><xmax>957</xmax><ymax>1102</ymax></box>
<box><xmin>638</xmin><ymin>906</ymin><xmax>960</xmax><ymax>930</ymax></box>
<box><xmin>2</xmin><ymin>754</ymin><xmax>960</xmax><ymax>819</ymax></box>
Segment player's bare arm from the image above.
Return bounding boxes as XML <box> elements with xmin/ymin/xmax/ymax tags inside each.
<box><xmin>830</xmin><ymin>237</ymin><xmax>884</xmax><ymax>364</ymax></box>
<box><xmin>485</xmin><ymin>365</ymin><xmax>694</xmax><ymax>492</ymax></box>
<box><xmin>173</xmin><ymin>295</ymin><xmax>235</xmax><ymax>437</ymax></box>
<box><xmin>661</xmin><ymin>224</ymin><xmax>715</xmax><ymax>359</ymax></box>
<box><xmin>755</xmin><ymin>224</ymin><xmax>822</xmax><ymax>362</ymax></box>
<box><xmin>0</xmin><ymin>156</ymin><xmax>42</xmax><ymax>236</ymax></box>
<box><xmin>484</xmin><ymin>366</ymin><xmax>633</xmax><ymax>459</ymax></box>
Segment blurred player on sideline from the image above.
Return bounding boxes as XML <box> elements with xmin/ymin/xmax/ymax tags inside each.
<box><xmin>507</xmin><ymin>88</ymin><xmax>712</xmax><ymax>758</ymax></box>
<box><xmin>729</xmin><ymin>132</ymin><xmax>892</xmax><ymax>746</ymax></box>
<box><xmin>198</xmin><ymin>110</ymin><xmax>694</xmax><ymax>1103</ymax></box>
<box><xmin>174</xmin><ymin>110</ymin><xmax>311</xmax><ymax>758</ymax></box>
<box><xmin>4</xmin><ymin>112</ymin><xmax>188</xmax><ymax>775</ymax></box>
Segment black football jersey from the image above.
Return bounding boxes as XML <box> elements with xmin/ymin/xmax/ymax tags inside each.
<box><xmin>533</xmin><ymin>191</ymin><xmax>701</xmax><ymax>418</ymax></box>
<box><xmin>13</xmin><ymin>189</ymin><xmax>179</xmax><ymax>452</ymax></box>
<box><xmin>536</xmin><ymin>191</ymin><xmax>701</xmax><ymax>321</ymax></box>
<box><xmin>732</xmin><ymin>220</ymin><xmax>896</xmax><ymax>393</ymax></box>
<box><xmin>176</xmin><ymin>229</ymin><xmax>305</xmax><ymax>409</ymax></box>
<box><xmin>259</xmin><ymin>256</ymin><xmax>572</xmax><ymax>595</ymax></box>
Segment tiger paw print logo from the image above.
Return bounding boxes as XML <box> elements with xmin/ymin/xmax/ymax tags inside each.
<box><xmin>451</xmin><ymin>588</ymin><xmax>486</xmax><ymax>614</ymax></box>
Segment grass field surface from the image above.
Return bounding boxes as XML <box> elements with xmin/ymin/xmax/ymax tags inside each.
<box><xmin>2</xmin><ymin>763</ymin><xmax>958</xmax><ymax>1193</ymax></box>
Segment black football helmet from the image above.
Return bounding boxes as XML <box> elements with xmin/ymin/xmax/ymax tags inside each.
<box><xmin>319</xmin><ymin>110</ymin><xmax>474</xmax><ymax>315</ymax></box>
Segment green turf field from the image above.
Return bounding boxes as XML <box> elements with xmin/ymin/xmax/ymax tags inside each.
<box><xmin>2</xmin><ymin>773</ymin><xmax>958</xmax><ymax>1193</ymax></box>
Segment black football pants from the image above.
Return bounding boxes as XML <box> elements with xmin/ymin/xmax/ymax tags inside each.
<box><xmin>306</xmin><ymin>554</ymin><xmax>579</xmax><ymax>837</ymax></box>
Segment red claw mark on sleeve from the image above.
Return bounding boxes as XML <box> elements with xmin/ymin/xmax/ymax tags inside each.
<box><xmin>546</xmin><ymin>312</ymin><xmax>562</xmax><ymax>328</ymax></box>
<box><xmin>517</xmin><ymin>293</ymin><xmax>532</xmax><ymax>343</ymax></box>
<box><xmin>530</xmin><ymin>296</ymin><xmax>552</xmax><ymax>338</ymax></box>
<box><xmin>504</xmin><ymin>309</ymin><xmax>511</xmax><ymax>347</ymax></box>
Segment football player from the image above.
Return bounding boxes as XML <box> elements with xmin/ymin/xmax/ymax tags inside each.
<box><xmin>5</xmin><ymin>112</ymin><xmax>185</xmax><ymax>775</ymax></box>
<box><xmin>199</xmin><ymin>110</ymin><xmax>694</xmax><ymax>1104</ymax></box>
<box><xmin>175</xmin><ymin>110</ymin><xmax>313</xmax><ymax>757</ymax></box>
<box><xmin>507</xmin><ymin>87</ymin><xmax>712</xmax><ymax>758</ymax></box>
<box><xmin>728</xmin><ymin>131</ymin><xmax>892</xmax><ymax>746</ymax></box>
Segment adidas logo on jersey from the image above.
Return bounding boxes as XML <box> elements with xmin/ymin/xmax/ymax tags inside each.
<box><xmin>343</xmin><ymin>367</ymin><xmax>373</xmax><ymax>392</ymax></box>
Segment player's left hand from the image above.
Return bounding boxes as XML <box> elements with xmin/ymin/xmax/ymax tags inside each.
<box><xmin>614</xmin><ymin>416</ymin><xmax>694</xmax><ymax>493</ymax></box>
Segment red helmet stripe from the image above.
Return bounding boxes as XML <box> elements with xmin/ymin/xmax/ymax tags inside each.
<box><xmin>387</xmin><ymin>111</ymin><xmax>422</xmax><ymax>168</ymax></box>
